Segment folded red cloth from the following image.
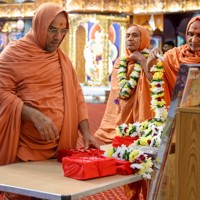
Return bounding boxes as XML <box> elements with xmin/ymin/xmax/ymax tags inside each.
<box><xmin>115</xmin><ymin>160</ymin><xmax>133</xmax><ymax>175</ymax></box>
<box><xmin>112</xmin><ymin>136</ymin><xmax>139</xmax><ymax>148</ymax></box>
<box><xmin>62</xmin><ymin>156</ymin><xmax>116</xmax><ymax>180</ymax></box>
<box><xmin>57</xmin><ymin>148</ymin><xmax>105</xmax><ymax>162</ymax></box>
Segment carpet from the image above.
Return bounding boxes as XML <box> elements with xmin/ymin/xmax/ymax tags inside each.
<box><xmin>81</xmin><ymin>186</ymin><xmax>127</xmax><ymax>200</ymax></box>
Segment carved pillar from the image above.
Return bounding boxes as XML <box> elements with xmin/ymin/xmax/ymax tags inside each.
<box><xmin>68</xmin><ymin>18</ymin><xmax>78</xmax><ymax>68</ymax></box>
<box><xmin>99</xmin><ymin>19</ymin><xmax>109</xmax><ymax>86</ymax></box>
<box><xmin>120</xmin><ymin>23</ymin><xmax>128</xmax><ymax>57</ymax></box>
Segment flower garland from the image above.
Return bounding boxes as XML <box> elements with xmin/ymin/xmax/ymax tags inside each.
<box><xmin>104</xmin><ymin>57</ymin><xmax>167</xmax><ymax>179</ymax></box>
<box><xmin>104</xmin><ymin>144</ymin><xmax>153</xmax><ymax>179</ymax></box>
<box><xmin>116</xmin><ymin>58</ymin><xmax>167</xmax><ymax>148</ymax></box>
<box><xmin>117</xmin><ymin>52</ymin><xmax>149</xmax><ymax>99</ymax></box>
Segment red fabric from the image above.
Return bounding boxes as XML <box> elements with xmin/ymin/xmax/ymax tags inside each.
<box><xmin>57</xmin><ymin>148</ymin><xmax>105</xmax><ymax>162</ymax></box>
<box><xmin>112</xmin><ymin>136</ymin><xmax>138</xmax><ymax>148</ymax></box>
<box><xmin>115</xmin><ymin>160</ymin><xmax>133</xmax><ymax>175</ymax></box>
<box><xmin>62</xmin><ymin>156</ymin><xmax>116</xmax><ymax>180</ymax></box>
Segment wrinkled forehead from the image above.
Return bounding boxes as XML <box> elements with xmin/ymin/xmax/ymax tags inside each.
<box><xmin>187</xmin><ymin>20</ymin><xmax>200</xmax><ymax>32</ymax></box>
<box><xmin>126</xmin><ymin>26</ymin><xmax>141</xmax><ymax>35</ymax></box>
<box><xmin>186</xmin><ymin>16</ymin><xmax>200</xmax><ymax>35</ymax></box>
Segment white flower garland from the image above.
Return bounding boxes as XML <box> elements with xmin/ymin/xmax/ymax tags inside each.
<box><xmin>105</xmin><ymin>57</ymin><xmax>167</xmax><ymax>179</ymax></box>
<box><xmin>104</xmin><ymin>144</ymin><xmax>153</xmax><ymax>179</ymax></box>
<box><xmin>116</xmin><ymin>58</ymin><xmax>167</xmax><ymax>148</ymax></box>
<box><xmin>117</xmin><ymin>52</ymin><xmax>148</xmax><ymax>99</ymax></box>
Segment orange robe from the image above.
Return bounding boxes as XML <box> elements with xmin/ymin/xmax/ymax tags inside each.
<box><xmin>95</xmin><ymin>57</ymin><xmax>155</xmax><ymax>143</ymax></box>
<box><xmin>94</xmin><ymin>24</ymin><xmax>171</xmax><ymax>200</ymax></box>
<box><xmin>94</xmin><ymin>24</ymin><xmax>180</xmax><ymax>200</ymax></box>
<box><xmin>157</xmin><ymin>17</ymin><xmax>200</xmax><ymax>200</ymax></box>
<box><xmin>94</xmin><ymin>44</ymin><xmax>173</xmax><ymax>144</ymax></box>
<box><xmin>0</xmin><ymin>4</ymin><xmax>88</xmax><ymax>166</ymax></box>
<box><xmin>95</xmin><ymin>17</ymin><xmax>200</xmax><ymax>145</ymax></box>
<box><xmin>94</xmin><ymin>53</ymin><xmax>174</xmax><ymax>200</ymax></box>
<box><xmin>163</xmin><ymin>16</ymin><xmax>200</xmax><ymax>73</ymax></box>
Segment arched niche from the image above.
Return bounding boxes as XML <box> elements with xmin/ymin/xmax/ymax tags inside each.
<box><xmin>60</xmin><ymin>14</ymin><xmax>129</xmax><ymax>86</ymax></box>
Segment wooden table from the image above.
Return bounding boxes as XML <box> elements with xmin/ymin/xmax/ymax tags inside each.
<box><xmin>0</xmin><ymin>159</ymin><xmax>142</xmax><ymax>200</ymax></box>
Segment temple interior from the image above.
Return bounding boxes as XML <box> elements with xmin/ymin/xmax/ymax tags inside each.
<box><xmin>0</xmin><ymin>0</ymin><xmax>200</xmax><ymax>102</ymax></box>
<box><xmin>0</xmin><ymin>1</ymin><xmax>200</xmax><ymax>200</ymax></box>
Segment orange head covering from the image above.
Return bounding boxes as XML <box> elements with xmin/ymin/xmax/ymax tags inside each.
<box><xmin>186</xmin><ymin>16</ymin><xmax>200</xmax><ymax>36</ymax></box>
<box><xmin>31</xmin><ymin>2</ymin><xmax>69</xmax><ymax>50</ymax></box>
<box><xmin>135</xmin><ymin>24</ymin><xmax>150</xmax><ymax>51</ymax></box>
<box><xmin>177</xmin><ymin>15</ymin><xmax>200</xmax><ymax>63</ymax></box>
<box><xmin>163</xmin><ymin>15</ymin><xmax>200</xmax><ymax>75</ymax></box>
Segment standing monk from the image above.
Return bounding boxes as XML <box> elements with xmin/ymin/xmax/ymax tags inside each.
<box><xmin>94</xmin><ymin>24</ymin><xmax>172</xmax><ymax>144</ymax></box>
<box><xmin>94</xmin><ymin>24</ymin><xmax>172</xmax><ymax>200</ymax></box>
<box><xmin>0</xmin><ymin>2</ymin><xmax>99</xmax><ymax>199</ymax></box>
<box><xmin>148</xmin><ymin>16</ymin><xmax>200</xmax><ymax>200</ymax></box>
<box><xmin>162</xmin><ymin>16</ymin><xmax>200</xmax><ymax>76</ymax></box>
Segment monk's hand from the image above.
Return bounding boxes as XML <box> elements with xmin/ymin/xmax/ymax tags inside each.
<box><xmin>78</xmin><ymin>119</ymin><xmax>100</xmax><ymax>150</ymax></box>
<box><xmin>22</xmin><ymin>104</ymin><xmax>59</xmax><ymax>142</ymax></box>
<box><xmin>129</xmin><ymin>50</ymin><xmax>153</xmax><ymax>81</ymax></box>
<box><xmin>147</xmin><ymin>48</ymin><xmax>163</xmax><ymax>72</ymax></box>
<box><xmin>33</xmin><ymin>112</ymin><xmax>59</xmax><ymax>142</ymax></box>
<box><xmin>129</xmin><ymin>50</ymin><xmax>146</xmax><ymax>64</ymax></box>
<box><xmin>82</xmin><ymin>132</ymin><xmax>100</xmax><ymax>150</ymax></box>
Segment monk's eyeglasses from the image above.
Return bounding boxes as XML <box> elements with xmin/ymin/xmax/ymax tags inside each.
<box><xmin>48</xmin><ymin>27</ymin><xmax>68</xmax><ymax>35</ymax></box>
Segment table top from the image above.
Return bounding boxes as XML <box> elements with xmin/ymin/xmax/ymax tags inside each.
<box><xmin>0</xmin><ymin>159</ymin><xmax>142</xmax><ymax>200</ymax></box>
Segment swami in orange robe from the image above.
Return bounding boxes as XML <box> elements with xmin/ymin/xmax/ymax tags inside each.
<box><xmin>156</xmin><ymin>16</ymin><xmax>200</xmax><ymax>200</ymax></box>
<box><xmin>94</xmin><ymin>25</ymin><xmax>172</xmax><ymax>144</ymax></box>
<box><xmin>95</xmin><ymin>25</ymin><xmax>177</xmax><ymax>199</ymax></box>
<box><xmin>0</xmin><ymin>3</ymin><xmax>90</xmax><ymax>200</ymax></box>
<box><xmin>93</xmin><ymin>24</ymin><xmax>171</xmax><ymax>200</ymax></box>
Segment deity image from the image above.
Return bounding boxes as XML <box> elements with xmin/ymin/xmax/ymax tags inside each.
<box><xmin>84</xmin><ymin>23</ymin><xmax>118</xmax><ymax>85</ymax></box>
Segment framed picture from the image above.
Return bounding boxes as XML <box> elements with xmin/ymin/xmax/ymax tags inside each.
<box><xmin>168</xmin><ymin>63</ymin><xmax>200</xmax><ymax>118</ymax></box>
<box><xmin>180</xmin><ymin>67</ymin><xmax>200</xmax><ymax>107</ymax></box>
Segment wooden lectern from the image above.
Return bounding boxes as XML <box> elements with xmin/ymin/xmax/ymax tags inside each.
<box><xmin>175</xmin><ymin>107</ymin><xmax>200</xmax><ymax>200</ymax></box>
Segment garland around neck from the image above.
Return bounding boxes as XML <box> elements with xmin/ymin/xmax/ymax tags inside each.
<box><xmin>117</xmin><ymin>52</ymin><xmax>148</xmax><ymax>99</ymax></box>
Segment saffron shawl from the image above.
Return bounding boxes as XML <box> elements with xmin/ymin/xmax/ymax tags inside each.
<box><xmin>163</xmin><ymin>16</ymin><xmax>200</xmax><ymax>98</ymax></box>
<box><xmin>157</xmin><ymin>16</ymin><xmax>200</xmax><ymax>200</ymax></box>
<box><xmin>0</xmin><ymin>3</ymin><xmax>88</xmax><ymax>165</ymax></box>
<box><xmin>94</xmin><ymin>25</ymin><xmax>159</xmax><ymax>143</ymax></box>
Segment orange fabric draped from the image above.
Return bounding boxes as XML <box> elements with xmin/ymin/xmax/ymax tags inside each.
<box><xmin>163</xmin><ymin>16</ymin><xmax>200</xmax><ymax>73</ymax></box>
<box><xmin>157</xmin><ymin>16</ymin><xmax>200</xmax><ymax>200</ymax></box>
<box><xmin>93</xmin><ymin>24</ymin><xmax>174</xmax><ymax>200</ymax></box>
<box><xmin>0</xmin><ymin>3</ymin><xmax>87</xmax><ymax>166</ymax></box>
<box><xmin>93</xmin><ymin>24</ymin><xmax>155</xmax><ymax>200</ymax></box>
<box><xmin>162</xmin><ymin>27</ymin><xmax>200</xmax><ymax>100</ymax></box>
<box><xmin>94</xmin><ymin>24</ymin><xmax>171</xmax><ymax>143</ymax></box>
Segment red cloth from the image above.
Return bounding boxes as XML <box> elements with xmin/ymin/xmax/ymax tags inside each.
<box><xmin>115</xmin><ymin>160</ymin><xmax>133</xmax><ymax>175</ymax></box>
<box><xmin>112</xmin><ymin>136</ymin><xmax>138</xmax><ymax>148</ymax></box>
<box><xmin>62</xmin><ymin>156</ymin><xmax>116</xmax><ymax>180</ymax></box>
<box><xmin>57</xmin><ymin>148</ymin><xmax>105</xmax><ymax>162</ymax></box>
